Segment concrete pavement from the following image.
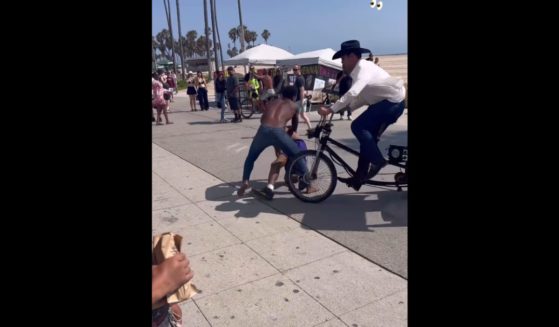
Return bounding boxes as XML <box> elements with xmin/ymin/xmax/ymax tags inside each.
<box><xmin>154</xmin><ymin>96</ymin><xmax>408</xmax><ymax>279</ymax></box>
<box><xmin>153</xmin><ymin>140</ymin><xmax>407</xmax><ymax>326</ymax></box>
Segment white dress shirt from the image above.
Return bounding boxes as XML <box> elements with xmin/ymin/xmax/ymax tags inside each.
<box><xmin>330</xmin><ymin>59</ymin><xmax>406</xmax><ymax>113</ymax></box>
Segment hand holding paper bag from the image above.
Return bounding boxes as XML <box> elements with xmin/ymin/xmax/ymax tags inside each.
<box><xmin>152</xmin><ymin>233</ymin><xmax>199</xmax><ymax>309</ymax></box>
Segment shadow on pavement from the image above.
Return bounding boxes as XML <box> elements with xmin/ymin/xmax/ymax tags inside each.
<box><xmin>205</xmin><ymin>181</ymin><xmax>407</xmax><ymax>232</ymax></box>
<box><xmin>188</xmin><ymin>121</ymin><xmax>228</xmax><ymax>125</ymax></box>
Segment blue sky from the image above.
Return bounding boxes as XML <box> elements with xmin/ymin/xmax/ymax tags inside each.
<box><xmin>152</xmin><ymin>0</ymin><xmax>407</xmax><ymax>57</ymax></box>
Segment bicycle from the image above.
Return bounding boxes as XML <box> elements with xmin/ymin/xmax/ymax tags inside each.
<box><xmin>283</xmin><ymin>113</ymin><xmax>408</xmax><ymax>203</ymax></box>
<box><xmin>238</xmin><ymin>84</ymin><xmax>264</xmax><ymax>119</ymax></box>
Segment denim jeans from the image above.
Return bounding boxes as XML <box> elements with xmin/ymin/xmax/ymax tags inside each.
<box><xmin>197</xmin><ymin>88</ymin><xmax>209</xmax><ymax>110</ymax></box>
<box><xmin>242</xmin><ymin>125</ymin><xmax>308</xmax><ymax>181</ymax></box>
<box><xmin>216</xmin><ymin>92</ymin><xmax>226</xmax><ymax>120</ymax></box>
<box><xmin>350</xmin><ymin>100</ymin><xmax>405</xmax><ymax>175</ymax></box>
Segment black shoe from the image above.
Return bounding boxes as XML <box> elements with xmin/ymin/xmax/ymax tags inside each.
<box><xmin>253</xmin><ymin>187</ymin><xmax>274</xmax><ymax>200</ymax></box>
<box><xmin>298</xmin><ymin>179</ymin><xmax>307</xmax><ymax>191</ymax></box>
<box><xmin>337</xmin><ymin>176</ymin><xmax>363</xmax><ymax>191</ymax></box>
<box><xmin>366</xmin><ymin>161</ymin><xmax>387</xmax><ymax>179</ymax></box>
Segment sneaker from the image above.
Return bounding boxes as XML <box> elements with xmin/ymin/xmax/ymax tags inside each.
<box><xmin>237</xmin><ymin>183</ymin><xmax>250</xmax><ymax>196</ymax></box>
<box><xmin>219</xmin><ymin>119</ymin><xmax>228</xmax><ymax>123</ymax></box>
<box><xmin>253</xmin><ymin>187</ymin><xmax>274</xmax><ymax>200</ymax></box>
<box><xmin>347</xmin><ymin>116</ymin><xmax>352</xmax><ymax>121</ymax></box>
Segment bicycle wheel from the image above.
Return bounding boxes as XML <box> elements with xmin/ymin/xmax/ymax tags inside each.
<box><xmin>284</xmin><ymin>150</ymin><xmax>337</xmax><ymax>203</ymax></box>
<box><xmin>240</xmin><ymin>98</ymin><xmax>254</xmax><ymax>119</ymax></box>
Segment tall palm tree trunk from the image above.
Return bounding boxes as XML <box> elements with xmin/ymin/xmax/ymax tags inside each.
<box><xmin>237</xmin><ymin>0</ymin><xmax>245</xmax><ymax>53</ymax></box>
<box><xmin>212</xmin><ymin>0</ymin><xmax>225</xmax><ymax>72</ymax></box>
<box><xmin>162</xmin><ymin>0</ymin><xmax>177</xmax><ymax>73</ymax></box>
<box><xmin>203</xmin><ymin>0</ymin><xmax>213</xmax><ymax>80</ymax></box>
<box><xmin>175</xmin><ymin>0</ymin><xmax>186</xmax><ymax>80</ymax></box>
<box><xmin>237</xmin><ymin>0</ymin><xmax>246</xmax><ymax>73</ymax></box>
<box><xmin>209</xmin><ymin>0</ymin><xmax>219</xmax><ymax>73</ymax></box>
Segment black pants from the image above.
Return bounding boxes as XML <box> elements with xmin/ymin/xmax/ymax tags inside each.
<box><xmin>339</xmin><ymin>107</ymin><xmax>352</xmax><ymax>117</ymax></box>
<box><xmin>197</xmin><ymin>88</ymin><xmax>209</xmax><ymax>110</ymax></box>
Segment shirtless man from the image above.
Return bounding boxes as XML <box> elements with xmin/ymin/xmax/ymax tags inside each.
<box><xmin>238</xmin><ymin>85</ymin><xmax>313</xmax><ymax>196</ymax></box>
<box><xmin>253</xmin><ymin>127</ymin><xmax>310</xmax><ymax>200</ymax></box>
<box><xmin>255</xmin><ymin>69</ymin><xmax>275</xmax><ymax>104</ymax></box>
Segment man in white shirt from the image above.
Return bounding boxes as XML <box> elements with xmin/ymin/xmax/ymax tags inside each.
<box><xmin>318</xmin><ymin>40</ymin><xmax>406</xmax><ymax>191</ymax></box>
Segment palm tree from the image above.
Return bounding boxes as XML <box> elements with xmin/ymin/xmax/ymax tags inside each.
<box><xmin>162</xmin><ymin>0</ymin><xmax>177</xmax><ymax>73</ymax></box>
<box><xmin>185</xmin><ymin>30</ymin><xmax>197</xmax><ymax>58</ymax></box>
<box><xmin>156</xmin><ymin>29</ymin><xmax>171</xmax><ymax>60</ymax></box>
<box><xmin>228</xmin><ymin>28</ymin><xmax>238</xmax><ymax>48</ymax></box>
<box><xmin>212</xmin><ymin>0</ymin><xmax>226</xmax><ymax>72</ymax></box>
<box><xmin>261</xmin><ymin>29</ymin><xmax>270</xmax><ymax>44</ymax></box>
<box><xmin>196</xmin><ymin>35</ymin><xmax>212</xmax><ymax>57</ymax></box>
<box><xmin>209</xmin><ymin>0</ymin><xmax>219</xmax><ymax>73</ymax></box>
<box><xmin>244</xmin><ymin>30</ymin><xmax>257</xmax><ymax>47</ymax></box>
<box><xmin>227</xmin><ymin>44</ymin><xmax>238</xmax><ymax>58</ymax></box>
<box><xmin>237</xmin><ymin>0</ymin><xmax>246</xmax><ymax>53</ymax></box>
<box><xmin>178</xmin><ymin>36</ymin><xmax>187</xmax><ymax>58</ymax></box>
<box><xmin>175</xmin><ymin>0</ymin><xmax>186</xmax><ymax>79</ymax></box>
<box><xmin>203</xmin><ymin>0</ymin><xmax>213</xmax><ymax>80</ymax></box>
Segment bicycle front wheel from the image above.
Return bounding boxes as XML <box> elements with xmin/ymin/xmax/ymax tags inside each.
<box><xmin>284</xmin><ymin>150</ymin><xmax>337</xmax><ymax>203</ymax></box>
<box><xmin>240</xmin><ymin>99</ymin><xmax>254</xmax><ymax>119</ymax></box>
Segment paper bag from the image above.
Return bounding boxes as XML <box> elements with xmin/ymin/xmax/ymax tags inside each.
<box><xmin>152</xmin><ymin>232</ymin><xmax>198</xmax><ymax>308</ymax></box>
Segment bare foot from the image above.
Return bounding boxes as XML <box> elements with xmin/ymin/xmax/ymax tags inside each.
<box><xmin>238</xmin><ymin>183</ymin><xmax>250</xmax><ymax>196</ymax></box>
<box><xmin>166</xmin><ymin>121</ymin><xmax>174</xmax><ymax>124</ymax></box>
<box><xmin>156</xmin><ymin>122</ymin><xmax>164</xmax><ymax>125</ymax></box>
<box><xmin>305</xmin><ymin>185</ymin><xmax>319</xmax><ymax>194</ymax></box>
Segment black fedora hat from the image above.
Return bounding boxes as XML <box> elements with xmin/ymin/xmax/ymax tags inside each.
<box><xmin>332</xmin><ymin>40</ymin><xmax>371</xmax><ymax>60</ymax></box>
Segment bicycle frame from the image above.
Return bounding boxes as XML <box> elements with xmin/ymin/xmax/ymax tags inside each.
<box><xmin>309</xmin><ymin>114</ymin><xmax>407</xmax><ymax>190</ymax></box>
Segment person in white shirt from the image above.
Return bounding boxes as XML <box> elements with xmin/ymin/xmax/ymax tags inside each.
<box><xmin>318</xmin><ymin>40</ymin><xmax>406</xmax><ymax>191</ymax></box>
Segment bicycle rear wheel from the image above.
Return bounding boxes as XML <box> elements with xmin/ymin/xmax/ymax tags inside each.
<box><xmin>284</xmin><ymin>150</ymin><xmax>337</xmax><ymax>203</ymax></box>
<box><xmin>240</xmin><ymin>98</ymin><xmax>254</xmax><ymax>118</ymax></box>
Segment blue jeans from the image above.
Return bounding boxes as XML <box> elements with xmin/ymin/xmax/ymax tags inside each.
<box><xmin>216</xmin><ymin>92</ymin><xmax>226</xmax><ymax>120</ymax></box>
<box><xmin>350</xmin><ymin>100</ymin><xmax>405</xmax><ymax>176</ymax></box>
<box><xmin>243</xmin><ymin>125</ymin><xmax>308</xmax><ymax>181</ymax></box>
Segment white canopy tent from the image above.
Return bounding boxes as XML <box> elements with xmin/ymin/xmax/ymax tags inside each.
<box><xmin>224</xmin><ymin>44</ymin><xmax>293</xmax><ymax>66</ymax></box>
<box><xmin>276</xmin><ymin>48</ymin><xmax>342</xmax><ymax>70</ymax></box>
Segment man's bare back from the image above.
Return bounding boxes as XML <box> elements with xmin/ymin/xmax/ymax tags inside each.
<box><xmin>261</xmin><ymin>98</ymin><xmax>298</xmax><ymax>129</ymax></box>
<box><xmin>261</xmin><ymin>75</ymin><xmax>273</xmax><ymax>91</ymax></box>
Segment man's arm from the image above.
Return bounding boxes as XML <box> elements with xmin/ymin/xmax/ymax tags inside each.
<box><xmin>298</xmin><ymin>77</ymin><xmax>306</xmax><ymax>100</ymax></box>
<box><xmin>299</xmin><ymin>86</ymin><xmax>305</xmax><ymax>101</ymax></box>
<box><xmin>232</xmin><ymin>79</ymin><xmax>240</xmax><ymax>93</ymax></box>
<box><xmin>330</xmin><ymin>66</ymin><xmax>369</xmax><ymax>113</ymax></box>
<box><xmin>291</xmin><ymin>103</ymin><xmax>299</xmax><ymax>132</ymax></box>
